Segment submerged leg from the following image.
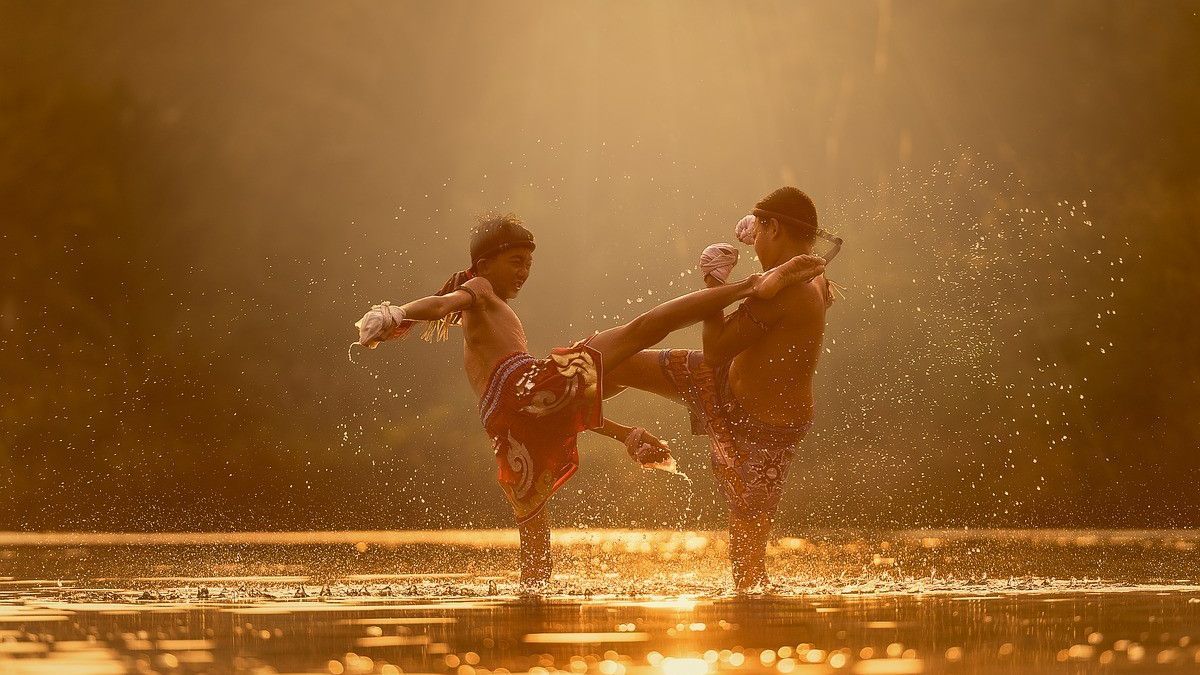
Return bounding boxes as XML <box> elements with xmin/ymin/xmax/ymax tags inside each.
<box><xmin>729</xmin><ymin>510</ymin><xmax>774</xmax><ymax>591</ymax></box>
<box><xmin>518</xmin><ymin>508</ymin><xmax>552</xmax><ymax>589</ymax></box>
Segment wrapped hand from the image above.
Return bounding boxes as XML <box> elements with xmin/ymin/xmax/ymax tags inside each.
<box><xmin>354</xmin><ymin>301</ymin><xmax>412</xmax><ymax>348</ymax></box>
<box><xmin>735</xmin><ymin>214</ymin><xmax>758</xmax><ymax>245</ymax></box>
<box><xmin>625</xmin><ymin>427</ymin><xmax>673</xmax><ymax>466</ymax></box>
<box><xmin>699</xmin><ymin>243</ymin><xmax>739</xmax><ymax>286</ymax></box>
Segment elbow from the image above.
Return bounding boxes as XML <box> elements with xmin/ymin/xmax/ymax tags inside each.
<box><xmin>432</xmin><ymin>297</ymin><xmax>455</xmax><ymax>318</ymax></box>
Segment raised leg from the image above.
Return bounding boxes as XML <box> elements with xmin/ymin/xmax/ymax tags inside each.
<box><xmin>518</xmin><ymin>508</ymin><xmax>551</xmax><ymax>590</ymax></box>
<box><xmin>603</xmin><ymin>350</ymin><xmax>683</xmax><ymax>403</ymax></box>
<box><xmin>587</xmin><ymin>277</ymin><xmax>758</xmax><ymax>370</ymax></box>
<box><xmin>587</xmin><ymin>255</ymin><xmax>824</xmax><ymax>371</ymax></box>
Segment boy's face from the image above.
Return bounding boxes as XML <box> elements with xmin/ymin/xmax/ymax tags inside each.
<box><xmin>752</xmin><ymin>216</ymin><xmax>782</xmax><ymax>265</ymax></box>
<box><xmin>479</xmin><ymin>247</ymin><xmax>534</xmax><ymax>300</ymax></box>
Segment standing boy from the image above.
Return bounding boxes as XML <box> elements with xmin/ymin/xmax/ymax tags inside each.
<box><xmin>604</xmin><ymin>187</ymin><xmax>836</xmax><ymax>590</ymax></box>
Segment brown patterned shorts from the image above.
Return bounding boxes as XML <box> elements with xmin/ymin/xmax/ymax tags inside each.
<box><xmin>659</xmin><ymin>350</ymin><xmax>810</xmax><ymax>517</ymax></box>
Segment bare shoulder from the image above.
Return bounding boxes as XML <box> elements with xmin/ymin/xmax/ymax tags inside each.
<box><xmin>774</xmin><ymin>276</ymin><xmax>827</xmax><ymax>324</ymax></box>
<box><xmin>461</xmin><ymin>276</ymin><xmax>497</xmax><ymax>303</ymax></box>
<box><xmin>740</xmin><ymin>277</ymin><xmax>820</xmax><ymax>328</ymax></box>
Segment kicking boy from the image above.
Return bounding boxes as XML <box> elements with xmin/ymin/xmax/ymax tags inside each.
<box><xmin>603</xmin><ymin>187</ymin><xmax>837</xmax><ymax>591</ymax></box>
<box><xmin>354</xmin><ymin>213</ymin><xmax>826</xmax><ymax>588</ymax></box>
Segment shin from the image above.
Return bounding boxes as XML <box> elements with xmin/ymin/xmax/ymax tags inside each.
<box><xmin>519</xmin><ymin>508</ymin><xmax>552</xmax><ymax>587</ymax></box>
<box><xmin>729</xmin><ymin>509</ymin><xmax>774</xmax><ymax>591</ymax></box>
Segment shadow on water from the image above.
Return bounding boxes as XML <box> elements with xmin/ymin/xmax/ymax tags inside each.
<box><xmin>1</xmin><ymin>530</ymin><xmax>1199</xmax><ymax>673</ymax></box>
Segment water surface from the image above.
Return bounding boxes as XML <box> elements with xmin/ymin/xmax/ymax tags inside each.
<box><xmin>1</xmin><ymin>529</ymin><xmax>1198</xmax><ymax>673</ymax></box>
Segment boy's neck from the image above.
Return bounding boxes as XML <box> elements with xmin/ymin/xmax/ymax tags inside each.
<box><xmin>761</xmin><ymin>241</ymin><xmax>812</xmax><ymax>270</ymax></box>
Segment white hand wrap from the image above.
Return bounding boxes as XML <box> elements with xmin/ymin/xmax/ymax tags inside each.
<box><xmin>354</xmin><ymin>301</ymin><xmax>409</xmax><ymax>348</ymax></box>
<box><xmin>699</xmin><ymin>243</ymin><xmax>739</xmax><ymax>284</ymax></box>
<box><xmin>735</xmin><ymin>214</ymin><xmax>758</xmax><ymax>245</ymax></box>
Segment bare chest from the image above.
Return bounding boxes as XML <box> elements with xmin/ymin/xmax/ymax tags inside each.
<box><xmin>461</xmin><ymin>303</ymin><xmax>529</xmax><ymax>395</ymax></box>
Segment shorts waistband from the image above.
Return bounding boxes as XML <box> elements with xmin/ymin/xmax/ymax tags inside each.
<box><xmin>710</xmin><ymin>361</ymin><xmax>811</xmax><ymax>445</ymax></box>
<box><xmin>479</xmin><ymin>352</ymin><xmax>535</xmax><ymax>426</ymax></box>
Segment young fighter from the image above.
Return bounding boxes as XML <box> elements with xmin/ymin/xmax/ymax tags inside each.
<box><xmin>354</xmin><ymin>214</ymin><xmax>826</xmax><ymax>588</ymax></box>
<box><xmin>603</xmin><ymin>187</ymin><xmax>836</xmax><ymax>591</ymax></box>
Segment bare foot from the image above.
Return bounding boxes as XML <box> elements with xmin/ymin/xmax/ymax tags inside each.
<box><xmin>752</xmin><ymin>254</ymin><xmax>826</xmax><ymax>299</ymax></box>
<box><xmin>733</xmin><ymin>577</ymin><xmax>779</xmax><ymax>596</ymax></box>
<box><xmin>518</xmin><ymin>579</ymin><xmax>549</xmax><ymax>598</ymax></box>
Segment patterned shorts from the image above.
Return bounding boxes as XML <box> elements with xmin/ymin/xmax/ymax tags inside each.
<box><xmin>479</xmin><ymin>342</ymin><xmax>603</xmax><ymax>523</ymax></box>
<box><xmin>659</xmin><ymin>350</ymin><xmax>810</xmax><ymax>518</ymax></box>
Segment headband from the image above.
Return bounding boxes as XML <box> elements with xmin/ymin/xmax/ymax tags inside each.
<box><xmin>752</xmin><ymin>208</ymin><xmax>817</xmax><ymax>233</ymax></box>
<box><xmin>742</xmin><ymin>210</ymin><xmax>844</xmax><ymax>263</ymax></box>
<box><xmin>471</xmin><ymin>241</ymin><xmax>536</xmax><ymax>270</ymax></box>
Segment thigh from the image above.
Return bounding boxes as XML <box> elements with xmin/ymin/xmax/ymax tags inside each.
<box><xmin>727</xmin><ymin>445</ymin><xmax>794</xmax><ymax>518</ymax></box>
<box><xmin>585</xmin><ymin>320</ymin><xmax>645</xmax><ymax>372</ymax></box>
<box><xmin>603</xmin><ymin>349</ymin><xmax>684</xmax><ymax>404</ymax></box>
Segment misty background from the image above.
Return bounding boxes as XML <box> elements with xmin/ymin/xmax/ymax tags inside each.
<box><xmin>2</xmin><ymin>1</ymin><xmax>1197</xmax><ymax>532</ymax></box>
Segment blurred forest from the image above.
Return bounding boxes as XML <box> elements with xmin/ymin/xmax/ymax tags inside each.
<box><xmin>1</xmin><ymin>1</ymin><xmax>1197</xmax><ymax>531</ymax></box>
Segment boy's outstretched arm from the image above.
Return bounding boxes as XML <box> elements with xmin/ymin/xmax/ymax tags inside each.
<box><xmin>397</xmin><ymin>289</ymin><xmax>476</xmax><ymax>321</ymax></box>
<box><xmin>355</xmin><ymin>288</ymin><xmax>476</xmax><ymax>348</ymax></box>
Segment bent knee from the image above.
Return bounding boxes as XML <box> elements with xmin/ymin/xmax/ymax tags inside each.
<box><xmin>625</xmin><ymin>313</ymin><xmax>658</xmax><ymax>337</ymax></box>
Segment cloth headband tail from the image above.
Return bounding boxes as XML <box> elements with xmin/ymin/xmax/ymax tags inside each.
<box><xmin>422</xmin><ymin>269</ymin><xmax>475</xmax><ymax>342</ymax></box>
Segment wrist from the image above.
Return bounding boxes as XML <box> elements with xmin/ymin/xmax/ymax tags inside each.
<box><xmin>603</xmin><ymin>419</ymin><xmax>630</xmax><ymax>437</ymax></box>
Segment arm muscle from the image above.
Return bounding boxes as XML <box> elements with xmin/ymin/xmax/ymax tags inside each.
<box><xmin>702</xmin><ymin>294</ymin><xmax>790</xmax><ymax>365</ymax></box>
<box><xmin>399</xmin><ymin>289</ymin><xmax>475</xmax><ymax>321</ymax></box>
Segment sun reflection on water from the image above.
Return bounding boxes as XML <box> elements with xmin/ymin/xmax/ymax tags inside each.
<box><xmin>1</xmin><ymin>530</ymin><xmax>1200</xmax><ymax>672</ymax></box>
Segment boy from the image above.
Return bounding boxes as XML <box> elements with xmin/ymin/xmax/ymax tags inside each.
<box><xmin>603</xmin><ymin>187</ymin><xmax>836</xmax><ymax>591</ymax></box>
<box><xmin>354</xmin><ymin>213</ymin><xmax>826</xmax><ymax>588</ymax></box>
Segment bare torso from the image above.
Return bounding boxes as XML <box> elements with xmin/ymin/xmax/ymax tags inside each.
<box><xmin>459</xmin><ymin>277</ymin><xmax>529</xmax><ymax>397</ymax></box>
<box><xmin>726</xmin><ymin>275</ymin><xmax>828</xmax><ymax>427</ymax></box>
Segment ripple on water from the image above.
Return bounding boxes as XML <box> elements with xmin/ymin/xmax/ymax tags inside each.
<box><xmin>1</xmin><ymin>530</ymin><xmax>1198</xmax><ymax>674</ymax></box>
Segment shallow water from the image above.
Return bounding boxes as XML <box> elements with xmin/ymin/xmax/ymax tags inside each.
<box><xmin>1</xmin><ymin>529</ymin><xmax>1199</xmax><ymax>673</ymax></box>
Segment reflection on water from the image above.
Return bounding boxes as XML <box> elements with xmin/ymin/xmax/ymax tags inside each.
<box><xmin>1</xmin><ymin>530</ymin><xmax>1199</xmax><ymax>673</ymax></box>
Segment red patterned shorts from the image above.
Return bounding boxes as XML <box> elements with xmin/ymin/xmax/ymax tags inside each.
<box><xmin>479</xmin><ymin>342</ymin><xmax>603</xmax><ymax>523</ymax></box>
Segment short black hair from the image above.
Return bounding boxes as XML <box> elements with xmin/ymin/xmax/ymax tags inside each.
<box><xmin>755</xmin><ymin>187</ymin><xmax>818</xmax><ymax>239</ymax></box>
<box><xmin>469</xmin><ymin>212</ymin><xmax>535</xmax><ymax>264</ymax></box>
